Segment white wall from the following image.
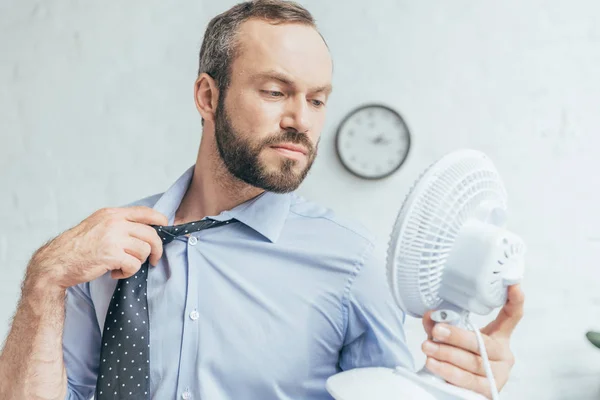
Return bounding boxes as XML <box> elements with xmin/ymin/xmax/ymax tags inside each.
<box><xmin>2</xmin><ymin>0</ymin><xmax>600</xmax><ymax>398</ymax></box>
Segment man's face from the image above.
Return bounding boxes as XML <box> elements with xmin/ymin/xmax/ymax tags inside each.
<box><xmin>214</xmin><ymin>19</ymin><xmax>333</xmax><ymax>193</ymax></box>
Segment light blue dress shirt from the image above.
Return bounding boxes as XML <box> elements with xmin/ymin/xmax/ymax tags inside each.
<box><xmin>63</xmin><ymin>165</ymin><xmax>414</xmax><ymax>400</ymax></box>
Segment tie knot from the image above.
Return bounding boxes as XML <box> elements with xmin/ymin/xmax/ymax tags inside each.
<box><xmin>153</xmin><ymin>218</ymin><xmax>236</xmax><ymax>245</ymax></box>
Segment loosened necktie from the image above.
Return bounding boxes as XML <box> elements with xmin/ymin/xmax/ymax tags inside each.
<box><xmin>95</xmin><ymin>218</ymin><xmax>236</xmax><ymax>399</ymax></box>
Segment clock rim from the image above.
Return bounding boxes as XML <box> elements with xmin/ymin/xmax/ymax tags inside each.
<box><xmin>334</xmin><ymin>103</ymin><xmax>411</xmax><ymax>180</ymax></box>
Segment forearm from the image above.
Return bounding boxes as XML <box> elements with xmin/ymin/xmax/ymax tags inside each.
<box><xmin>0</xmin><ymin>259</ymin><xmax>68</xmax><ymax>400</ymax></box>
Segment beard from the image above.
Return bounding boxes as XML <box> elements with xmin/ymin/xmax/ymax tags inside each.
<box><xmin>214</xmin><ymin>95</ymin><xmax>318</xmax><ymax>193</ymax></box>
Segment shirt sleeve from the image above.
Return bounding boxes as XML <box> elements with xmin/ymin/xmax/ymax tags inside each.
<box><xmin>63</xmin><ymin>282</ymin><xmax>101</xmax><ymax>399</ymax></box>
<box><xmin>338</xmin><ymin>242</ymin><xmax>415</xmax><ymax>372</ymax></box>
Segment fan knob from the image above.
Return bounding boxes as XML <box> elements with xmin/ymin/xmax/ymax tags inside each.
<box><xmin>431</xmin><ymin>309</ymin><xmax>462</xmax><ymax>325</ymax></box>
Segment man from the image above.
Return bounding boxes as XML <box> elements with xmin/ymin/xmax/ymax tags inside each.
<box><xmin>0</xmin><ymin>1</ymin><xmax>524</xmax><ymax>399</ymax></box>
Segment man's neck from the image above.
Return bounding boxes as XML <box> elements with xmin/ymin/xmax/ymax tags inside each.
<box><xmin>174</xmin><ymin>139</ymin><xmax>263</xmax><ymax>225</ymax></box>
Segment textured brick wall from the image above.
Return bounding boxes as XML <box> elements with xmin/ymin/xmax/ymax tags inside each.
<box><xmin>2</xmin><ymin>1</ymin><xmax>600</xmax><ymax>398</ymax></box>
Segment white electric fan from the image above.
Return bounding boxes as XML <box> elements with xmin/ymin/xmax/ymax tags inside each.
<box><xmin>326</xmin><ymin>149</ymin><xmax>525</xmax><ymax>400</ymax></box>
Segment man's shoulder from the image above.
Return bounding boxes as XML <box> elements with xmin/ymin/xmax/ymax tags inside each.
<box><xmin>288</xmin><ymin>193</ymin><xmax>376</xmax><ymax>246</ymax></box>
<box><xmin>121</xmin><ymin>192</ymin><xmax>164</xmax><ymax>209</ymax></box>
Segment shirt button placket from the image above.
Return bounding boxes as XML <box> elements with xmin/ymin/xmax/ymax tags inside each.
<box><xmin>181</xmin><ymin>236</ymin><xmax>199</xmax><ymax>400</ymax></box>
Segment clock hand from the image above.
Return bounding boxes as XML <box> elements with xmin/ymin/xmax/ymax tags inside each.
<box><xmin>372</xmin><ymin>134</ymin><xmax>390</xmax><ymax>145</ymax></box>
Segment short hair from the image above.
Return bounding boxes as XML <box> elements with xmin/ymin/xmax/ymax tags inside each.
<box><xmin>198</xmin><ymin>0</ymin><xmax>318</xmax><ymax>95</ymax></box>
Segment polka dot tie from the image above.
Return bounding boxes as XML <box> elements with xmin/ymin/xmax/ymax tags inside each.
<box><xmin>95</xmin><ymin>218</ymin><xmax>236</xmax><ymax>399</ymax></box>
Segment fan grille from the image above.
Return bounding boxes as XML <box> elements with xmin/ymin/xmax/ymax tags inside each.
<box><xmin>387</xmin><ymin>150</ymin><xmax>507</xmax><ymax>316</ymax></box>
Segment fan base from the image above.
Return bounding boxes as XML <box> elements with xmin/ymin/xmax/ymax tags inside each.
<box><xmin>326</xmin><ymin>367</ymin><xmax>488</xmax><ymax>400</ymax></box>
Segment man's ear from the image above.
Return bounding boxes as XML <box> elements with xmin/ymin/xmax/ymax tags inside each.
<box><xmin>194</xmin><ymin>73</ymin><xmax>220</xmax><ymax>124</ymax></box>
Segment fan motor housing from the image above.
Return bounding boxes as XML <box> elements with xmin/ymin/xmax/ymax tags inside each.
<box><xmin>440</xmin><ymin>218</ymin><xmax>522</xmax><ymax>315</ymax></box>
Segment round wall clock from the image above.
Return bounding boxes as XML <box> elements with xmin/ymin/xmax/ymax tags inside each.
<box><xmin>335</xmin><ymin>104</ymin><xmax>411</xmax><ymax>180</ymax></box>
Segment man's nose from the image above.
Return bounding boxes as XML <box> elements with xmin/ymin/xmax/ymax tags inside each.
<box><xmin>280</xmin><ymin>96</ymin><xmax>311</xmax><ymax>135</ymax></box>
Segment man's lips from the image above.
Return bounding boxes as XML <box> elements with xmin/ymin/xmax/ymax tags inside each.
<box><xmin>270</xmin><ymin>143</ymin><xmax>309</xmax><ymax>156</ymax></box>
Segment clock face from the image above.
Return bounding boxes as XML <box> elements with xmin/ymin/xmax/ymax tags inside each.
<box><xmin>335</xmin><ymin>104</ymin><xmax>411</xmax><ymax>179</ymax></box>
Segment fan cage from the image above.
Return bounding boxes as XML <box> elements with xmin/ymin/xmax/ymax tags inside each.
<box><xmin>387</xmin><ymin>151</ymin><xmax>508</xmax><ymax>315</ymax></box>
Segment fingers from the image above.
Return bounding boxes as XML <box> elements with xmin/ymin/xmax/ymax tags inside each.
<box><xmin>482</xmin><ymin>284</ymin><xmax>525</xmax><ymax>338</ymax></box>
<box><xmin>422</xmin><ymin>340</ymin><xmax>488</xmax><ymax>376</ymax></box>
<box><xmin>128</xmin><ymin>223</ymin><xmax>164</xmax><ymax>266</ymax></box>
<box><xmin>123</xmin><ymin>237</ymin><xmax>152</xmax><ymax>264</ymax></box>
<box><xmin>432</xmin><ymin>323</ymin><xmax>503</xmax><ymax>361</ymax></box>
<box><xmin>425</xmin><ymin>357</ymin><xmax>493</xmax><ymax>399</ymax></box>
<box><xmin>123</xmin><ymin>206</ymin><xmax>169</xmax><ymax>227</ymax></box>
<box><xmin>422</xmin><ymin>310</ymin><xmax>435</xmax><ymax>340</ymax></box>
<box><xmin>111</xmin><ymin>253</ymin><xmax>144</xmax><ymax>279</ymax></box>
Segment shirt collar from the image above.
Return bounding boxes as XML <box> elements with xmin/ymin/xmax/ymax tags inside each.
<box><xmin>152</xmin><ymin>165</ymin><xmax>291</xmax><ymax>243</ymax></box>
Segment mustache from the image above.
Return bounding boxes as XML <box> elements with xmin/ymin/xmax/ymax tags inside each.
<box><xmin>261</xmin><ymin>131</ymin><xmax>315</xmax><ymax>153</ymax></box>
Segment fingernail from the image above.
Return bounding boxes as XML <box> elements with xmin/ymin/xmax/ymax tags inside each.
<box><xmin>423</xmin><ymin>341</ymin><xmax>438</xmax><ymax>354</ymax></box>
<box><xmin>434</xmin><ymin>325</ymin><xmax>451</xmax><ymax>340</ymax></box>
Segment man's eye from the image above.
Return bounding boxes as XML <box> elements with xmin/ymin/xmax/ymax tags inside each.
<box><xmin>311</xmin><ymin>100</ymin><xmax>325</xmax><ymax>107</ymax></box>
<box><xmin>263</xmin><ymin>90</ymin><xmax>284</xmax><ymax>97</ymax></box>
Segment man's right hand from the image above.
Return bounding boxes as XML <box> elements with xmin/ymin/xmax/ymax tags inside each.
<box><xmin>28</xmin><ymin>206</ymin><xmax>169</xmax><ymax>290</ymax></box>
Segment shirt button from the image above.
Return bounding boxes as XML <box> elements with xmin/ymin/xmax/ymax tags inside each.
<box><xmin>188</xmin><ymin>236</ymin><xmax>198</xmax><ymax>246</ymax></box>
<box><xmin>182</xmin><ymin>391</ymin><xmax>192</xmax><ymax>400</ymax></box>
<box><xmin>189</xmin><ymin>310</ymin><xmax>199</xmax><ymax>321</ymax></box>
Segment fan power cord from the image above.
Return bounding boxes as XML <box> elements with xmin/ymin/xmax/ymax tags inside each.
<box><xmin>465</xmin><ymin>317</ymin><xmax>499</xmax><ymax>400</ymax></box>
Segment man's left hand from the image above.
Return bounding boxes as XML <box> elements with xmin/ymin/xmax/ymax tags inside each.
<box><xmin>421</xmin><ymin>284</ymin><xmax>525</xmax><ymax>399</ymax></box>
